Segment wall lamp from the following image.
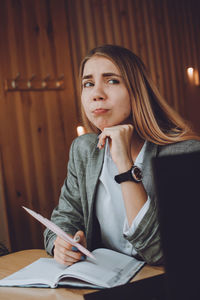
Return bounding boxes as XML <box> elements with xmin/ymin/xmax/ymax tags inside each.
<box><xmin>76</xmin><ymin>126</ymin><xmax>86</xmax><ymax>136</ymax></box>
<box><xmin>186</xmin><ymin>67</ymin><xmax>199</xmax><ymax>86</ymax></box>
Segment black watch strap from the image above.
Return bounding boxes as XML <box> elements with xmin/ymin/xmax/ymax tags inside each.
<box><xmin>114</xmin><ymin>165</ymin><xmax>142</xmax><ymax>184</ymax></box>
<box><xmin>115</xmin><ymin>169</ymin><xmax>133</xmax><ymax>184</ymax></box>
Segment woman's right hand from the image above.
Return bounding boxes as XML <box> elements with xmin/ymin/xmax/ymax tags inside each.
<box><xmin>53</xmin><ymin>230</ymin><xmax>87</xmax><ymax>266</ymax></box>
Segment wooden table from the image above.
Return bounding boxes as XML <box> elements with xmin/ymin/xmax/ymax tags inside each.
<box><xmin>0</xmin><ymin>249</ymin><xmax>164</xmax><ymax>300</ymax></box>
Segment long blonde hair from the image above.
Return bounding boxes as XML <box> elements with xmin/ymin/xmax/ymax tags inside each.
<box><xmin>79</xmin><ymin>44</ymin><xmax>199</xmax><ymax>145</ymax></box>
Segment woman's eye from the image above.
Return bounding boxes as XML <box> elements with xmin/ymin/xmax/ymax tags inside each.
<box><xmin>83</xmin><ymin>81</ymin><xmax>94</xmax><ymax>88</ymax></box>
<box><xmin>108</xmin><ymin>79</ymin><xmax>120</xmax><ymax>84</ymax></box>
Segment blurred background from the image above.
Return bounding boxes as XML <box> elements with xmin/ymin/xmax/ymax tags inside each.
<box><xmin>0</xmin><ymin>0</ymin><xmax>199</xmax><ymax>253</ymax></box>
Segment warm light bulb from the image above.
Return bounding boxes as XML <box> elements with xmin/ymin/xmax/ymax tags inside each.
<box><xmin>186</xmin><ymin>67</ymin><xmax>199</xmax><ymax>86</ymax></box>
<box><xmin>77</xmin><ymin>126</ymin><xmax>85</xmax><ymax>136</ymax></box>
<box><xmin>187</xmin><ymin>67</ymin><xmax>194</xmax><ymax>79</ymax></box>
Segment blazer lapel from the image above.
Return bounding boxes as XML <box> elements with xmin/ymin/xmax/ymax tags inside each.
<box><xmin>86</xmin><ymin>146</ymin><xmax>105</xmax><ymax>225</ymax></box>
<box><xmin>84</xmin><ymin>144</ymin><xmax>105</xmax><ymax>249</ymax></box>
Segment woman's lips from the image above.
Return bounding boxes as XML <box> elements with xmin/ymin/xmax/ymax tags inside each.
<box><xmin>92</xmin><ymin>108</ymin><xmax>109</xmax><ymax>115</ymax></box>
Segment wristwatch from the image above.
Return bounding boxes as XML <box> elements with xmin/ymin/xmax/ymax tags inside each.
<box><xmin>114</xmin><ymin>165</ymin><xmax>143</xmax><ymax>184</ymax></box>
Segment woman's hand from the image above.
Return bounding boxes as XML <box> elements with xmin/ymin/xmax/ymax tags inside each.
<box><xmin>53</xmin><ymin>230</ymin><xmax>87</xmax><ymax>266</ymax></box>
<box><xmin>97</xmin><ymin>124</ymin><xmax>134</xmax><ymax>172</ymax></box>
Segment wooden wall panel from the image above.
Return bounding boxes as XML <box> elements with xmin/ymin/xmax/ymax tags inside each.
<box><xmin>0</xmin><ymin>0</ymin><xmax>199</xmax><ymax>252</ymax></box>
<box><xmin>0</xmin><ymin>0</ymin><xmax>78</xmax><ymax>251</ymax></box>
<box><xmin>67</xmin><ymin>0</ymin><xmax>200</xmax><ymax>119</ymax></box>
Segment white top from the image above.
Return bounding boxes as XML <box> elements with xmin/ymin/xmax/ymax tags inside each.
<box><xmin>95</xmin><ymin>140</ymin><xmax>150</xmax><ymax>256</ymax></box>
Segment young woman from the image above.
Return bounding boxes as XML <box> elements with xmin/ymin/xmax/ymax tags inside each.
<box><xmin>44</xmin><ymin>45</ymin><xmax>200</xmax><ymax>266</ymax></box>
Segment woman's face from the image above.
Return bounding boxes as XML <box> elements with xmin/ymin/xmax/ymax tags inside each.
<box><xmin>81</xmin><ymin>56</ymin><xmax>131</xmax><ymax>131</ymax></box>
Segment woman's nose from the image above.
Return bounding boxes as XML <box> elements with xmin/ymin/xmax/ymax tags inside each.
<box><xmin>92</xmin><ymin>85</ymin><xmax>106</xmax><ymax>101</ymax></box>
<box><xmin>93</xmin><ymin>95</ymin><xmax>104</xmax><ymax>101</ymax></box>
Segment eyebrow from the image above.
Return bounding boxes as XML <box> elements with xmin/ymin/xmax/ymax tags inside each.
<box><xmin>82</xmin><ymin>72</ymin><xmax>122</xmax><ymax>80</ymax></box>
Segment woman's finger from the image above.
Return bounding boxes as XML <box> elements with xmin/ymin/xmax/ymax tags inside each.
<box><xmin>53</xmin><ymin>232</ymin><xmax>87</xmax><ymax>265</ymax></box>
<box><xmin>73</xmin><ymin>230</ymin><xmax>87</xmax><ymax>248</ymax></box>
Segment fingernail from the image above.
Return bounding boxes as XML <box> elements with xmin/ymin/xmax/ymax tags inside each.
<box><xmin>81</xmin><ymin>255</ymin><xmax>85</xmax><ymax>261</ymax></box>
<box><xmin>74</xmin><ymin>235</ymin><xmax>80</xmax><ymax>242</ymax></box>
<box><xmin>72</xmin><ymin>246</ymin><xmax>78</xmax><ymax>252</ymax></box>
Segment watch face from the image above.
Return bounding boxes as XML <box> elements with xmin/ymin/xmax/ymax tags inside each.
<box><xmin>131</xmin><ymin>166</ymin><xmax>142</xmax><ymax>182</ymax></box>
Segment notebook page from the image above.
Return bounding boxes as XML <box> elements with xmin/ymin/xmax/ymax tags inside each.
<box><xmin>58</xmin><ymin>248</ymin><xmax>144</xmax><ymax>288</ymax></box>
<box><xmin>0</xmin><ymin>258</ymin><xmax>66</xmax><ymax>288</ymax></box>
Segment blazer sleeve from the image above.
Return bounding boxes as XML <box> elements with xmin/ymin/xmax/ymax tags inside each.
<box><xmin>44</xmin><ymin>139</ymin><xmax>85</xmax><ymax>255</ymax></box>
<box><xmin>124</xmin><ymin>193</ymin><xmax>162</xmax><ymax>265</ymax></box>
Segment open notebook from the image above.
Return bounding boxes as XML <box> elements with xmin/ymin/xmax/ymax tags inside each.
<box><xmin>0</xmin><ymin>248</ymin><xmax>144</xmax><ymax>289</ymax></box>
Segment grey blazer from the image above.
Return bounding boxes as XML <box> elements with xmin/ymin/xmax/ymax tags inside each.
<box><xmin>44</xmin><ymin>133</ymin><xmax>200</xmax><ymax>265</ymax></box>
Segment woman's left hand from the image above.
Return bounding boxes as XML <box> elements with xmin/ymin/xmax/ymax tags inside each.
<box><xmin>97</xmin><ymin>124</ymin><xmax>134</xmax><ymax>172</ymax></box>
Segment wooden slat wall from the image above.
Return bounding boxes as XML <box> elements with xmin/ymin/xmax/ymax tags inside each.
<box><xmin>0</xmin><ymin>0</ymin><xmax>78</xmax><ymax>251</ymax></box>
<box><xmin>0</xmin><ymin>0</ymin><xmax>199</xmax><ymax>251</ymax></box>
<box><xmin>67</xmin><ymin>0</ymin><xmax>200</xmax><ymax>117</ymax></box>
